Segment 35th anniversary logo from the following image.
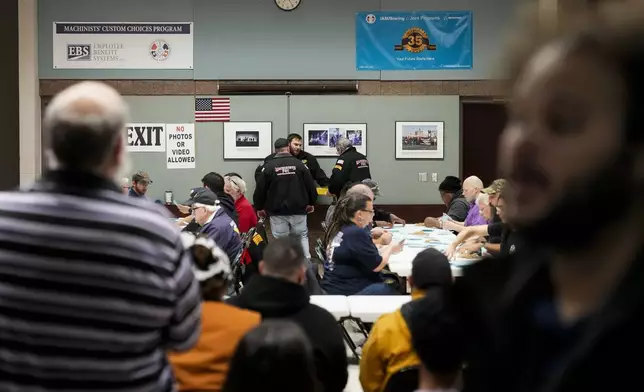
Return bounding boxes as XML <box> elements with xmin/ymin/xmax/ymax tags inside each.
<box><xmin>394</xmin><ymin>27</ymin><xmax>436</xmax><ymax>53</ymax></box>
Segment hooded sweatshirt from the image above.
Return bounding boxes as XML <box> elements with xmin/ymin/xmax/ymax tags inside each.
<box><xmin>227</xmin><ymin>275</ymin><xmax>348</xmax><ymax>392</ymax></box>
<box><xmin>214</xmin><ymin>191</ymin><xmax>239</xmax><ymax>224</ymax></box>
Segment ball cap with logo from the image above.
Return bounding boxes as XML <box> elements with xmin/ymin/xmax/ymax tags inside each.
<box><xmin>183</xmin><ymin>187</ymin><xmax>218</xmax><ymax>206</ymax></box>
<box><xmin>482</xmin><ymin>179</ymin><xmax>507</xmax><ymax>195</ymax></box>
<box><xmin>132</xmin><ymin>171</ymin><xmax>153</xmax><ymax>184</ymax></box>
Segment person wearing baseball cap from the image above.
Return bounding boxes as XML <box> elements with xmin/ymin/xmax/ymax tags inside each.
<box><xmin>360</xmin><ymin>248</ymin><xmax>454</xmax><ymax>392</ymax></box>
<box><xmin>482</xmin><ymin>179</ymin><xmax>506</xmax><ymax>206</ymax></box>
<box><xmin>253</xmin><ymin>138</ymin><xmax>318</xmax><ymax>260</ymax></box>
<box><xmin>481</xmin><ymin>179</ymin><xmax>507</xmax><ymax>244</ymax></box>
<box><xmin>361</xmin><ymin>179</ymin><xmax>406</xmax><ymax>227</ymax></box>
<box><xmin>184</xmin><ymin>187</ymin><xmax>243</xmax><ymax>264</ymax></box>
<box><xmin>129</xmin><ymin>171</ymin><xmax>152</xmax><ymax>198</ymax></box>
<box><xmin>254</xmin><ymin>134</ymin><xmax>330</xmax><ymax>188</ymax></box>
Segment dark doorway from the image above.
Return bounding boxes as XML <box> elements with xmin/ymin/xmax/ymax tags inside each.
<box><xmin>461</xmin><ymin>101</ymin><xmax>507</xmax><ymax>186</ymax></box>
<box><xmin>0</xmin><ymin>1</ymin><xmax>20</xmax><ymax>190</ymax></box>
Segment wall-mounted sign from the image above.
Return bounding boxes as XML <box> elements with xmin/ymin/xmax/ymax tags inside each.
<box><xmin>166</xmin><ymin>123</ymin><xmax>196</xmax><ymax>169</ymax></box>
<box><xmin>126</xmin><ymin>123</ymin><xmax>166</xmax><ymax>152</ymax></box>
<box><xmin>52</xmin><ymin>22</ymin><xmax>193</xmax><ymax>69</ymax></box>
<box><xmin>356</xmin><ymin>11</ymin><xmax>472</xmax><ymax>71</ymax></box>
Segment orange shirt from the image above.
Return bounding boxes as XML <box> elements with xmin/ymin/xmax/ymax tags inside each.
<box><xmin>169</xmin><ymin>301</ymin><xmax>261</xmax><ymax>391</ymax></box>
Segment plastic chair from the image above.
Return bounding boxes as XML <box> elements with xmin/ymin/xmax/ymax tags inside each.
<box><xmin>383</xmin><ymin>366</ymin><xmax>419</xmax><ymax>392</ymax></box>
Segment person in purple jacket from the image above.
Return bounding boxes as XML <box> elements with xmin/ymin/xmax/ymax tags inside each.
<box><xmin>443</xmin><ymin>176</ymin><xmax>489</xmax><ymax>232</ymax></box>
<box><xmin>183</xmin><ymin>187</ymin><xmax>243</xmax><ymax>264</ymax></box>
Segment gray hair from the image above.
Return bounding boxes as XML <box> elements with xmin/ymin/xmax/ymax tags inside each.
<box><xmin>44</xmin><ymin>81</ymin><xmax>128</xmax><ymax>170</ymax></box>
<box><xmin>225</xmin><ymin>175</ymin><xmax>247</xmax><ymax>194</ymax></box>
<box><xmin>335</xmin><ymin>137</ymin><xmax>352</xmax><ymax>155</ymax></box>
<box><xmin>346</xmin><ymin>183</ymin><xmax>374</xmax><ymax>200</ymax></box>
<box><xmin>476</xmin><ymin>192</ymin><xmax>490</xmax><ymax>206</ymax></box>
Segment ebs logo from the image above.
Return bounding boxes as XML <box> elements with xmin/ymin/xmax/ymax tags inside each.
<box><xmin>67</xmin><ymin>44</ymin><xmax>91</xmax><ymax>61</ymax></box>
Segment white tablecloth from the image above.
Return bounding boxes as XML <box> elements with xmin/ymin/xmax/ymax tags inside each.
<box><xmin>383</xmin><ymin>224</ymin><xmax>474</xmax><ymax>277</ymax></box>
<box><xmin>347</xmin><ymin>295</ymin><xmax>412</xmax><ymax>322</ymax></box>
<box><xmin>309</xmin><ymin>295</ymin><xmax>350</xmax><ymax>321</ymax></box>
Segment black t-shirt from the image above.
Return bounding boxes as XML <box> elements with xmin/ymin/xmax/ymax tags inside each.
<box><xmin>488</xmin><ymin>222</ymin><xmax>522</xmax><ymax>256</ymax></box>
<box><xmin>488</xmin><ymin>214</ymin><xmax>502</xmax><ymax>244</ymax></box>
<box><xmin>501</xmin><ymin>229</ymin><xmax>523</xmax><ymax>256</ymax></box>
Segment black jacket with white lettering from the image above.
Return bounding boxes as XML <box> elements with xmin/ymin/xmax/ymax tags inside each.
<box><xmin>328</xmin><ymin>147</ymin><xmax>372</xmax><ymax>197</ymax></box>
<box><xmin>253</xmin><ymin>153</ymin><xmax>318</xmax><ymax>216</ymax></box>
<box><xmin>255</xmin><ymin>150</ymin><xmax>329</xmax><ymax>187</ymax></box>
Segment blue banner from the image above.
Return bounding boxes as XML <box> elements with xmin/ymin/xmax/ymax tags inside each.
<box><xmin>356</xmin><ymin>11</ymin><xmax>473</xmax><ymax>71</ymax></box>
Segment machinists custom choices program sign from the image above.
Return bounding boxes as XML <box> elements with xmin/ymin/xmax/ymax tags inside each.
<box><xmin>52</xmin><ymin>22</ymin><xmax>193</xmax><ymax>69</ymax></box>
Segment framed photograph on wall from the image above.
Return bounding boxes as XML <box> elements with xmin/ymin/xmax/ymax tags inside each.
<box><xmin>223</xmin><ymin>122</ymin><xmax>273</xmax><ymax>160</ymax></box>
<box><xmin>303</xmin><ymin>123</ymin><xmax>367</xmax><ymax>157</ymax></box>
<box><xmin>395</xmin><ymin>121</ymin><xmax>444</xmax><ymax>160</ymax></box>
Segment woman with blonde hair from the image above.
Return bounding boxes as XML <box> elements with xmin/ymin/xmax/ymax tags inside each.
<box><xmin>224</xmin><ymin>174</ymin><xmax>257</xmax><ymax>233</ymax></box>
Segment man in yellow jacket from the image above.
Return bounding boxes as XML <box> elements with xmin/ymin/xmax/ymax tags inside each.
<box><xmin>359</xmin><ymin>248</ymin><xmax>453</xmax><ymax>392</ymax></box>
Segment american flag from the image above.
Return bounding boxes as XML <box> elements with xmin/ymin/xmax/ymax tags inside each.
<box><xmin>194</xmin><ymin>97</ymin><xmax>230</xmax><ymax>122</ymax></box>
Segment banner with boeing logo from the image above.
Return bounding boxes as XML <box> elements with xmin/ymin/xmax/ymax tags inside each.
<box><xmin>53</xmin><ymin>22</ymin><xmax>193</xmax><ymax>69</ymax></box>
<box><xmin>356</xmin><ymin>11</ymin><xmax>473</xmax><ymax>71</ymax></box>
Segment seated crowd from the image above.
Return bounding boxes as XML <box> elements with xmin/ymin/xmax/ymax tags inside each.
<box><xmin>12</xmin><ymin>6</ymin><xmax>644</xmax><ymax>390</ymax></box>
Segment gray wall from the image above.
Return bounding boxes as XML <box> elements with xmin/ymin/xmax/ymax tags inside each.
<box><xmin>128</xmin><ymin>95</ymin><xmax>459</xmax><ymax>204</ymax></box>
<box><xmin>126</xmin><ymin>96</ymin><xmax>287</xmax><ymax>203</ymax></box>
<box><xmin>39</xmin><ymin>0</ymin><xmax>517</xmax><ymax>80</ymax></box>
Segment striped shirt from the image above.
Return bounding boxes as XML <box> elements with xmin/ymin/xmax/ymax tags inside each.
<box><xmin>0</xmin><ymin>170</ymin><xmax>201</xmax><ymax>392</ymax></box>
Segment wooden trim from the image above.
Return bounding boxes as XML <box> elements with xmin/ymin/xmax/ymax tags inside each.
<box><xmin>39</xmin><ymin>79</ymin><xmax>508</xmax><ymax>98</ymax></box>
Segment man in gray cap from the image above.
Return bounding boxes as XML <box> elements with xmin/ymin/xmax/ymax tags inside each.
<box><xmin>184</xmin><ymin>187</ymin><xmax>243</xmax><ymax>263</ymax></box>
<box><xmin>328</xmin><ymin>137</ymin><xmax>372</xmax><ymax>197</ymax></box>
<box><xmin>129</xmin><ymin>170</ymin><xmax>152</xmax><ymax>198</ymax></box>
<box><xmin>254</xmin><ymin>138</ymin><xmax>318</xmax><ymax>259</ymax></box>
<box><xmin>362</xmin><ymin>178</ymin><xmax>406</xmax><ymax>226</ymax></box>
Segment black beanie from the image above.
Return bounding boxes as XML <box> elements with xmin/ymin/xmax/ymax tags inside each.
<box><xmin>439</xmin><ymin>176</ymin><xmax>462</xmax><ymax>193</ymax></box>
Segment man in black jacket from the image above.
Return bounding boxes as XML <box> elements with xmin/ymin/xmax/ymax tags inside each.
<box><xmin>201</xmin><ymin>172</ymin><xmax>239</xmax><ymax>224</ymax></box>
<box><xmin>228</xmin><ymin>237</ymin><xmax>348</xmax><ymax>392</ymax></box>
<box><xmin>254</xmin><ymin>133</ymin><xmax>330</xmax><ymax>187</ymax></box>
<box><xmin>328</xmin><ymin>137</ymin><xmax>372</xmax><ymax>197</ymax></box>
<box><xmin>253</xmin><ymin>138</ymin><xmax>317</xmax><ymax>259</ymax></box>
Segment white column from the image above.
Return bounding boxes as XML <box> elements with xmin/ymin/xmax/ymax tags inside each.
<box><xmin>19</xmin><ymin>0</ymin><xmax>41</xmax><ymax>185</ymax></box>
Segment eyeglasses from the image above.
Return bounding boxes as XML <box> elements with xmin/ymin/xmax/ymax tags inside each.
<box><xmin>361</xmin><ymin>209</ymin><xmax>375</xmax><ymax>214</ymax></box>
<box><xmin>189</xmin><ymin>206</ymin><xmax>204</xmax><ymax>214</ymax></box>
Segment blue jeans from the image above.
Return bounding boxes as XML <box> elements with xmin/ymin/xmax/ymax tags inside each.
<box><xmin>356</xmin><ymin>282</ymin><xmax>400</xmax><ymax>296</ymax></box>
<box><xmin>270</xmin><ymin>215</ymin><xmax>311</xmax><ymax>259</ymax></box>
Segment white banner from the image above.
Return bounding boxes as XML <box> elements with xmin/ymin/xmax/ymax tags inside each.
<box><xmin>126</xmin><ymin>123</ymin><xmax>166</xmax><ymax>152</ymax></box>
<box><xmin>166</xmin><ymin>123</ymin><xmax>196</xmax><ymax>169</ymax></box>
<box><xmin>53</xmin><ymin>22</ymin><xmax>193</xmax><ymax>69</ymax></box>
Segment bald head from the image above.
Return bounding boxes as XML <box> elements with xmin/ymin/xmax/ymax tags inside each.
<box><xmin>347</xmin><ymin>183</ymin><xmax>374</xmax><ymax>200</ymax></box>
<box><xmin>462</xmin><ymin>176</ymin><xmax>484</xmax><ymax>203</ymax></box>
<box><xmin>44</xmin><ymin>81</ymin><xmax>128</xmax><ymax>173</ymax></box>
